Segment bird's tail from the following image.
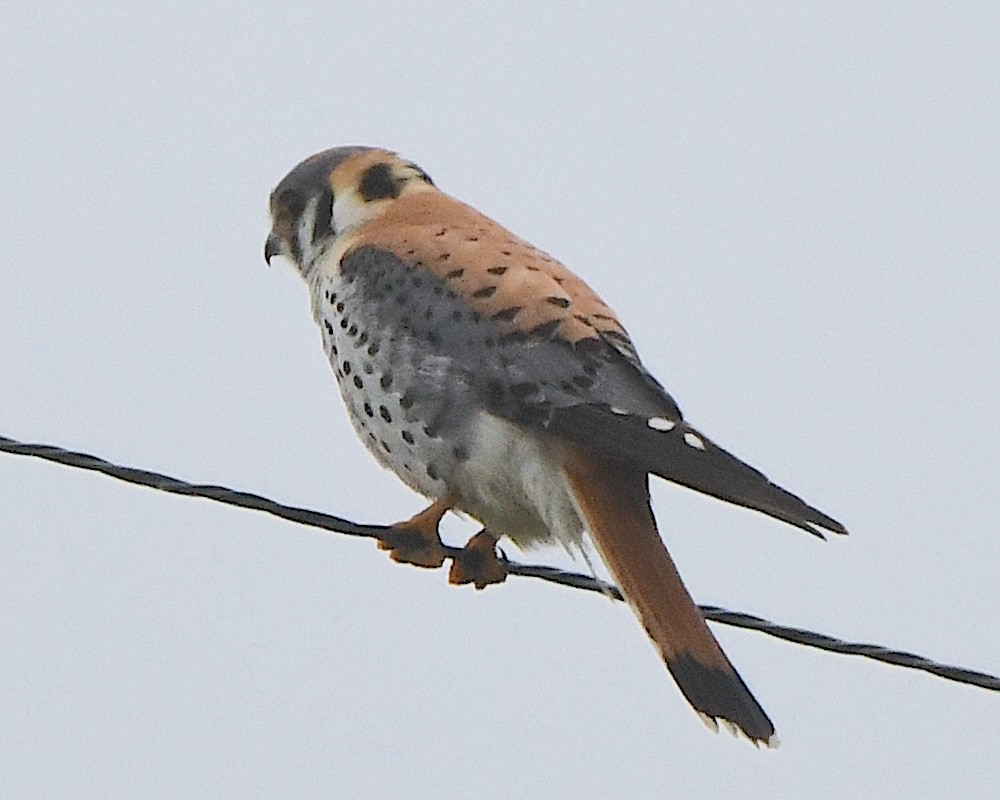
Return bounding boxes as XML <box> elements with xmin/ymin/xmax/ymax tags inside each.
<box><xmin>560</xmin><ymin>446</ymin><xmax>777</xmax><ymax>747</ymax></box>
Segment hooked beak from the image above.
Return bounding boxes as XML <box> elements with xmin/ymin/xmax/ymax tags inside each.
<box><xmin>264</xmin><ymin>233</ymin><xmax>283</xmax><ymax>266</ymax></box>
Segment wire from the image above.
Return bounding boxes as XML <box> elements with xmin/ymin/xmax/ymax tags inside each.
<box><xmin>2</xmin><ymin>433</ymin><xmax>997</xmax><ymax>692</ymax></box>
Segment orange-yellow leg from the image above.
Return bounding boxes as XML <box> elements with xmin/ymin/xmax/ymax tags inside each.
<box><xmin>448</xmin><ymin>529</ymin><xmax>507</xmax><ymax>590</ymax></box>
<box><xmin>378</xmin><ymin>498</ymin><xmax>450</xmax><ymax>569</ymax></box>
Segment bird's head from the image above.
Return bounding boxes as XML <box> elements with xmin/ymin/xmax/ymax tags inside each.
<box><xmin>264</xmin><ymin>146</ymin><xmax>436</xmax><ymax>273</ymax></box>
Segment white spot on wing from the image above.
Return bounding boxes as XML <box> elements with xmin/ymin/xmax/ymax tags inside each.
<box><xmin>609</xmin><ymin>406</ymin><xmax>629</xmax><ymax>415</ymax></box>
<box><xmin>683</xmin><ymin>431</ymin><xmax>706</xmax><ymax>450</ymax></box>
<box><xmin>647</xmin><ymin>416</ymin><xmax>676</xmax><ymax>432</ymax></box>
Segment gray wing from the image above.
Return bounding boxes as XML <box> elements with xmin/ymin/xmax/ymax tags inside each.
<box><xmin>342</xmin><ymin>245</ymin><xmax>847</xmax><ymax>538</ymax></box>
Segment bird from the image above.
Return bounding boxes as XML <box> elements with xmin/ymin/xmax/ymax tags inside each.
<box><xmin>264</xmin><ymin>146</ymin><xmax>848</xmax><ymax>747</ymax></box>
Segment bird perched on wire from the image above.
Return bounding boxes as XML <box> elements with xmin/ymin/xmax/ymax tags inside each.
<box><xmin>265</xmin><ymin>146</ymin><xmax>847</xmax><ymax>747</ymax></box>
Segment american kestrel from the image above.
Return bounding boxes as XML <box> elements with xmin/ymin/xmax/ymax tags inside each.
<box><xmin>265</xmin><ymin>146</ymin><xmax>847</xmax><ymax>746</ymax></box>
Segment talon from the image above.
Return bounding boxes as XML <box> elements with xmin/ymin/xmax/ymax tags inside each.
<box><xmin>378</xmin><ymin>498</ymin><xmax>450</xmax><ymax>569</ymax></box>
<box><xmin>449</xmin><ymin>530</ymin><xmax>508</xmax><ymax>589</ymax></box>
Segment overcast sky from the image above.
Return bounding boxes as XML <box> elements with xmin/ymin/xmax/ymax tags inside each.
<box><xmin>2</xmin><ymin>3</ymin><xmax>998</xmax><ymax>798</ymax></box>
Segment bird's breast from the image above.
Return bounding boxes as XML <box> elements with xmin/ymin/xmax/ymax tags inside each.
<box><xmin>308</xmin><ymin>258</ymin><xmax>584</xmax><ymax>551</ymax></box>
<box><xmin>311</xmin><ymin>266</ymin><xmax>477</xmax><ymax>500</ymax></box>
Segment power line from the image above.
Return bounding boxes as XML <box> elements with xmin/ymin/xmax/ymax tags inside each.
<box><xmin>2</xmin><ymin>433</ymin><xmax>997</xmax><ymax>693</ymax></box>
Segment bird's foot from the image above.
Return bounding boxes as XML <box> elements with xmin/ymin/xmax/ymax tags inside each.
<box><xmin>379</xmin><ymin>499</ymin><xmax>450</xmax><ymax>569</ymax></box>
<box><xmin>448</xmin><ymin>529</ymin><xmax>508</xmax><ymax>590</ymax></box>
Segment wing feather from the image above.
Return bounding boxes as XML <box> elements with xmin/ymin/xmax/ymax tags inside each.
<box><xmin>340</xmin><ymin>202</ymin><xmax>847</xmax><ymax>538</ymax></box>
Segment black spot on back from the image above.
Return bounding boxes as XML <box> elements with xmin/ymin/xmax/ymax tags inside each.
<box><xmin>529</xmin><ymin>318</ymin><xmax>562</xmax><ymax>339</ymax></box>
<box><xmin>492</xmin><ymin>306</ymin><xmax>522</xmax><ymax>322</ymax></box>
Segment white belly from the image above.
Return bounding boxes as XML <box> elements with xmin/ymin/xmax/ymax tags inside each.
<box><xmin>450</xmin><ymin>412</ymin><xmax>585</xmax><ymax>552</ymax></box>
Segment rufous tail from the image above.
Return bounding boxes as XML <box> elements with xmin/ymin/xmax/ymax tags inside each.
<box><xmin>560</xmin><ymin>447</ymin><xmax>777</xmax><ymax>746</ymax></box>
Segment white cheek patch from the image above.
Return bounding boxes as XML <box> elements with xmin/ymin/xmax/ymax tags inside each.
<box><xmin>296</xmin><ymin>196</ymin><xmax>322</xmax><ymax>260</ymax></box>
<box><xmin>647</xmin><ymin>416</ymin><xmax>676</xmax><ymax>432</ymax></box>
<box><xmin>332</xmin><ymin>190</ymin><xmax>374</xmax><ymax>233</ymax></box>
<box><xmin>683</xmin><ymin>431</ymin><xmax>706</xmax><ymax>450</ymax></box>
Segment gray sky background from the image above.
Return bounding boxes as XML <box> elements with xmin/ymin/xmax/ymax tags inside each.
<box><xmin>2</xmin><ymin>3</ymin><xmax>998</xmax><ymax>798</ymax></box>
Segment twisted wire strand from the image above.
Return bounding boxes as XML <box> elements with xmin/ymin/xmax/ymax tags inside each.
<box><xmin>2</xmin><ymin>433</ymin><xmax>997</xmax><ymax>693</ymax></box>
